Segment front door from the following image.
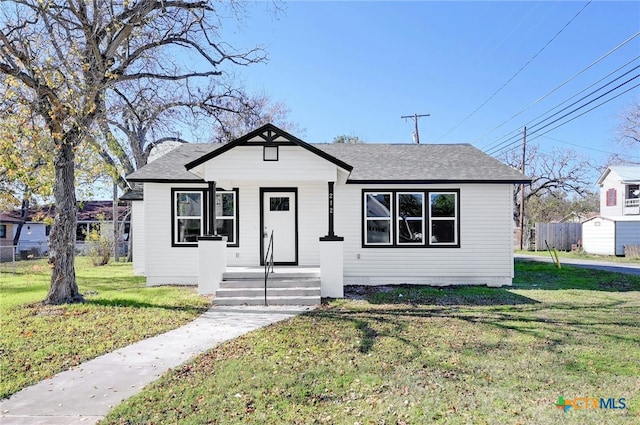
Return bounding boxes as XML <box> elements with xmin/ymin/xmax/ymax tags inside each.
<box><xmin>261</xmin><ymin>189</ymin><xmax>298</xmax><ymax>265</ymax></box>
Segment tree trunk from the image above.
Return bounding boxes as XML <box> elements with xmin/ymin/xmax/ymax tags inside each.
<box><xmin>45</xmin><ymin>142</ymin><xmax>84</xmax><ymax>305</ymax></box>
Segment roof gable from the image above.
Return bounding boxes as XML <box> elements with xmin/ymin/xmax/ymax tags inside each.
<box><xmin>597</xmin><ymin>166</ymin><xmax>640</xmax><ymax>186</ymax></box>
<box><xmin>184</xmin><ymin>124</ymin><xmax>353</xmax><ymax>172</ymax></box>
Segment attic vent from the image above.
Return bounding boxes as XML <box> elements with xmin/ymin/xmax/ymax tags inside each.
<box><xmin>263</xmin><ymin>145</ymin><xmax>278</xmax><ymax>161</ymax></box>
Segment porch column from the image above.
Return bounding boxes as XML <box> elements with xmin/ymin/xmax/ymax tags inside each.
<box><xmin>208</xmin><ymin>181</ymin><xmax>217</xmax><ymax>235</ymax></box>
<box><xmin>320</xmin><ymin>181</ymin><xmax>344</xmax><ymax>298</ymax></box>
<box><xmin>198</xmin><ymin>235</ymin><xmax>226</xmax><ymax>295</ymax></box>
<box><xmin>199</xmin><ymin>181</ymin><xmax>224</xmax><ymax>295</ymax></box>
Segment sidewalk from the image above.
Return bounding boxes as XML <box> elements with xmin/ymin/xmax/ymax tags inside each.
<box><xmin>515</xmin><ymin>253</ymin><xmax>640</xmax><ymax>276</ymax></box>
<box><xmin>0</xmin><ymin>305</ymin><xmax>312</xmax><ymax>425</ymax></box>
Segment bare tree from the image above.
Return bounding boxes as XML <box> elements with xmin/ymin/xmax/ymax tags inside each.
<box><xmin>208</xmin><ymin>92</ymin><xmax>304</xmax><ymax>143</ymax></box>
<box><xmin>0</xmin><ymin>1</ymin><xmax>264</xmax><ymax>304</ymax></box>
<box><xmin>610</xmin><ymin>100</ymin><xmax>640</xmax><ymax>165</ymax></box>
<box><xmin>502</xmin><ymin>144</ymin><xmax>595</xmax><ymax>227</ymax></box>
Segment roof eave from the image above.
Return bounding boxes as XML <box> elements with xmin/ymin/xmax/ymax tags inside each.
<box><xmin>125</xmin><ymin>178</ymin><xmax>205</xmax><ymax>183</ymax></box>
<box><xmin>345</xmin><ymin>178</ymin><xmax>532</xmax><ymax>185</ymax></box>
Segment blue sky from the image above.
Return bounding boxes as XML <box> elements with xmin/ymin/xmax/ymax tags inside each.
<box><xmin>220</xmin><ymin>1</ymin><xmax>639</xmax><ymax>167</ymax></box>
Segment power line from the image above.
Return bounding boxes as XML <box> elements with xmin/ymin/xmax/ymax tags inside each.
<box><xmin>540</xmin><ymin>135</ymin><xmax>640</xmax><ymax>159</ymax></box>
<box><xmin>489</xmin><ymin>80</ymin><xmax>640</xmax><ymax>158</ymax></box>
<box><xmin>485</xmin><ymin>65</ymin><xmax>640</xmax><ymax>155</ymax></box>
<box><xmin>476</xmin><ymin>32</ymin><xmax>640</xmax><ymax>149</ymax></box>
<box><xmin>481</xmin><ymin>55</ymin><xmax>640</xmax><ymax>153</ymax></box>
<box><xmin>434</xmin><ymin>0</ymin><xmax>593</xmax><ymax>142</ymax></box>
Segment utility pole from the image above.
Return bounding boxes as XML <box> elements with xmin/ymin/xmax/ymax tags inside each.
<box><xmin>401</xmin><ymin>113</ymin><xmax>430</xmax><ymax>144</ymax></box>
<box><xmin>519</xmin><ymin>126</ymin><xmax>526</xmax><ymax>251</ymax></box>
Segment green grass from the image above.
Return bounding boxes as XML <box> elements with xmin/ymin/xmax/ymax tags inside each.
<box><xmin>516</xmin><ymin>249</ymin><xmax>640</xmax><ymax>264</ymax></box>
<box><xmin>0</xmin><ymin>258</ymin><xmax>210</xmax><ymax>399</ymax></box>
<box><xmin>101</xmin><ymin>260</ymin><xmax>640</xmax><ymax>425</ymax></box>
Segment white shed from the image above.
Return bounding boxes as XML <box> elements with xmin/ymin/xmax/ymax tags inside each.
<box><xmin>582</xmin><ymin>216</ymin><xmax>640</xmax><ymax>256</ymax></box>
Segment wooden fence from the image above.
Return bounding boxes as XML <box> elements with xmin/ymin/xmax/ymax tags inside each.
<box><xmin>534</xmin><ymin>222</ymin><xmax>582</xmax><ymax>252</ymax></box>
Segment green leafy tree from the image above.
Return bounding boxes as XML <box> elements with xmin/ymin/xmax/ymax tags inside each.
<box><xmin>332</xmin><ymin>135</ymin><xmax>364</xmax><ymax>144</ymax></box>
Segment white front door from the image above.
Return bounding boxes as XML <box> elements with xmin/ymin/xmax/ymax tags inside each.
<box><xmin>262</xmin><ymin>190</ymin><xmax>297</xmax><ymax>264</ymax></box>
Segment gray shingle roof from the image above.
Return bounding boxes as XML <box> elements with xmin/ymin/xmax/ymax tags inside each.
<box><xmin>126</xmin><ymin>141</ymin><xmax>529</xmax><ymax>183</ymax></box>
<box><xmin>126</xmin><ymin>144</ymin><xmax>218</xmax><ymax>182</ymax></box>
<box><xmin>314</xmin><ymin>143</ymin><xmax>527</xmax><ymax>182</ymax></box>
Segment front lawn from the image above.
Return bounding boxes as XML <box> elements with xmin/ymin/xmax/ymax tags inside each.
<box><xmin>0</xmin><ymin>258</ymin><xmax>210</xmax><ymax>399</ymax></box>
<box><xmin>516</xmin><ymin>249</ymin><xmax>640</xmax><ymax>264</ymax></box>
<box><xmin>102</xmin><ymin>261</ymin><xmax>640</xmax><ymax>425</ymax></box>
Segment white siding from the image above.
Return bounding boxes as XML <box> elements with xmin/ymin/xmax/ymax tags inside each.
<box><xmin>599</xmin><ymin>170</ymin><xmax>625</xmax><ymax>217</ymax></box>
<box><xmin>144</xmin><ymin>182</ymin><xmax>207</xmax><ymax>285</ymax></box>
<box><xmin>335</xmin><ymin>183</ymin><xmax>514</xmax><ymax>286</ymax></box>
<box><xmin>615</xmin><ymin>220</ymin><xmax>640</xmax><ymax>256</ymax></box>
<box><xmin>200</xmin><ymin>146</ymin><xmax>338</xmax><ymax>182</ymax></box>
<box><xmin>582</xmin><ymin>218</ymin><xmax>615</xmax><ymax>255</ymax></box>
<box><xmin>131</xmin><ymin>200</ymin><xmax>145</xmax><ymax>275</ymax></box>
<box><xmin>142</xmin><ymin>180</ymin><xmax>327</xmax><ymax>284</ymax></box>
<box><xmin>224</xmin><ymin>180</ymin><xmax>326</xmax><ymax>267</ymax></box>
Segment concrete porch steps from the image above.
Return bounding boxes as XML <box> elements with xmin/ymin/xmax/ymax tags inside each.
<box><xmin>214</xmin><ymin>268</ymin><xmax>321</xmax><ymax>306</ymax></box>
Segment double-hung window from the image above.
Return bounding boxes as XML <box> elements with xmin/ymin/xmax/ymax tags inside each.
<box><xmin>175</xmin><ymin>191</ymin><xmax>203</xmax><ymax>244</ymax></box>
<box><xmin>173</xmin><ymin>188</ymin><xmax>238</xmax><ymax>246</ymax></box>
<box><xmin>364</xmin><ymin>192</ymin><xmax>392</xmax><ymax>245</ymax></box>
<box><xmin>215</xmin><ymin>191</ymin><xmax>237</xmax><ymax>245</ymax></box>
<box><xmin>429</xmin><ymin>192</ymin><xmax>458</xmax><ymax>245</ymax></box>
<box><xmin>397</xmin><ymin>193</ymin><xmax>424</xmax><ymax>245</ymax></box>
<box><xmin>363</xmin><ymin>189</ymin><xmax>459</xmax><ymax>248</ymax></box>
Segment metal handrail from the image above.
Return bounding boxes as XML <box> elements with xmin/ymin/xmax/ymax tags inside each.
<box><xmin>264</xmin><ymin>230</ymin><xmax>274</xmax><ymax>306</ymax></box>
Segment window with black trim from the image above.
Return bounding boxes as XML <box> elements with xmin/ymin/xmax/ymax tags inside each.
<box><xmin>215</xmin><ymin>191</ymin><xmax>237</xmax><ymax>244</ymax></box>
<box><xmin>364</xmin><ymin>192</ymin><xmax>392</xmax><ymax>245</ymax></box>
<box><xmin>0</xmin><ymin>224</ymin><xmax>6</xmax><ymax>239</ymax></box>
<box><xmin>172</xmin><ymin>188</ymin><xmax>239</xmax><ymax>246</ymax></box>
<box><xmin>397</xmin><ymin>192</ymin><xmax>424</xmax><ymax>245</ymax></box>
<box><xmin>263</xmin><ymin>145</ymin><xmax>278</xmax><ymax>161</ymax></box>
<box><xmin>175</xmin><ymin>191</ymin><xmax>203</xmax><ymax>244</ymax></box>
<box><xmin>363</xmin><ymin>190</ymin><xmax>459</xmax><ymax>248</ymax></box>
<box><xmin>429</xmin><ymin>192</ymin><xmax>458</xmax><ymax>245</ymax></box>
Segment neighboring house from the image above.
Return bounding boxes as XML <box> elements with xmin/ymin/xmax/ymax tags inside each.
<box><xmin>596</xmin><ymin>166</ymin><xmax>640</xmax><ymax>217</ymax></box>
<box><xmin>0</xmin><ymin>213</ymin><xmax>24</xmax><ymax>261</ymax></box>
<box><xmin>125</xmin><ymin>124</ymin><xmax>529</xmax><ymax>298</ymax></box>
<box><xmin>0</xmin><ymin>201</ymin><xmax>130</xmax><ymax>259</ymax></box>
<box><xmin>582</xmin><ymin>216</ymin><xmax>640</xmax><ymax>256</ymax></box>
<box><xmin>581</xmin><ymin>166</ymin><xmax>640</xmax><ymax>257</ymax></box>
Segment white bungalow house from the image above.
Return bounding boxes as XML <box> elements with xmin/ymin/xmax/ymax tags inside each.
<box><xmin>125</xmin><ymin>124</ymin><xmax>530</xmax><ymax>303</ymax></box>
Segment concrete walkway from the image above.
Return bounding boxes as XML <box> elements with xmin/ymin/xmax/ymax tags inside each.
<box><xmin>0</xmin><ymin>305</ymin><xmax>312</xmax><ymax>425</ymax></box>
<box><xmin>515</xmin><ymin>253</ymin><xmax>640</xmax><ymax>276</ymax></box>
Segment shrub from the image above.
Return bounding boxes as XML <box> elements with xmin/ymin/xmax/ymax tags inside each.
<box><xmin>85</xmin><ymin>226</ymin><xmax>113</xmax><ymax>266</ymax></box>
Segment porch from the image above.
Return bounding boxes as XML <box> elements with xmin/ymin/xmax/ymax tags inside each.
<box><xmin>215</xmin><ymin>266</ymin><xmax>322</xmax><ymax>306</ymax></box>
<box><xmin>197</xmin><ymin>236</ymin><xmax>344</xmax><ymax>304</ymax></box>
